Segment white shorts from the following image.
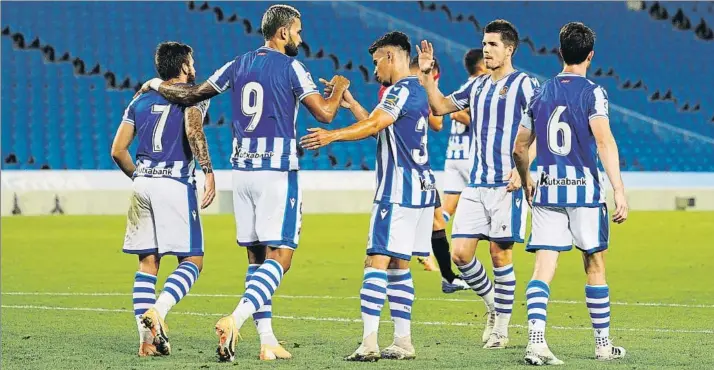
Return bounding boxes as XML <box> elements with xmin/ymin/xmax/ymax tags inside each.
<box><xmin>366</xmin><ymin>203</ymin><xmax>434</xmax><ymax>260</ymax></box>
<box><xmin>232</xmin><ymin>170</ymin><xmax>302</xmax><ymax>249</ymax></box>
<box><xmin>451</xmin><ymin>186</ymin><xmax>527</xmax><ymax>243</ymax></box>
<box><xmin>527</xmin><ymin>205</ymin><xmax>609</xmax><ymax>254</ymax></box>
<box><xmin>443</xmin><ymin>159</ymin><xmax>471</xmax><ymax>194</ymax></box>
<box><xmin>123</xmin><ymin>177</ymin><xmax>204</xmax><ymax>257</ymax></box>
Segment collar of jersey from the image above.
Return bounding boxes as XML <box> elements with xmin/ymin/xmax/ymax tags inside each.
<box><xmin>393</xmin><ymin>75</ymin><xmax>419</xmax><ymax>84</ymax></box>
<box><xmin>488</xmin><ymin>69</ymin><xmax>518</xmax><ymax>84</ymax></box>
<box><xmin>557</xmin><ymin>72</ymin><xmax>584</xmax><ymax>78</ymax></box>
<box><xmin>258</xmin><ymin>46</ymin><xmax>278</xmax><ymax>53</ymax></box>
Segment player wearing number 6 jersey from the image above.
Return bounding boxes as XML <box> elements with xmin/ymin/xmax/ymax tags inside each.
<box><xmin>138</xmin><ymin>4</ymin><xmax>349</xmax><ymax>363</ymax></box>
<box><xmin>301</xmin><ymin>31</ymin><xmax>435</xmax><ymax>362</ymax></box>
<box><xmin>113</xmin><ymin>42</ymin><xmax>214</xmax><ymax>357</ymax></box>
<box><xmin>513</xmin><ymin>22</ymin><xmax>628</xmax><ymax>366</ymax></box>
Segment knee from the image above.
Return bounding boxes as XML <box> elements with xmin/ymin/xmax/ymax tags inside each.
<box><xmin>489</xmin><ymin>245</ymin><xmax>513</xmax><ymax>267</ymax></box>
<box><xmin>138</xmin><ymin>254</ymin><xmax>160</xmax><ymax>275</ymax></box>
<box><xmin>451</xmin><ymin>242</ymin><xmax>472</xmax><ymax>266</ymax></box>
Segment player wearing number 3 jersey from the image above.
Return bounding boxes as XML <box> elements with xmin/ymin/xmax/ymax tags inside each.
<box><xmin>138</xmin><ymin>4</ymin><xmax>349</xmax><ymax>363</ymax></box>
<box><xmin>513</xmin><ymin>22</ymin><xmax>628</xmax><ymax>365</ymax></box>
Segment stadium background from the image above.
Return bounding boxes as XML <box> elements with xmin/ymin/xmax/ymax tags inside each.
<box><xmin>2</xmin><ymin>1</ymin><xmax>714</xmax><ymax>369</ymax></box>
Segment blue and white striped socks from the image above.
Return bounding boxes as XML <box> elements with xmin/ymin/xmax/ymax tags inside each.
<box><xmin>246</xmin><ymin>264</ymin><xmax>278</xmax><ymax>346</ymax></box>
<box><xmin>457</xmin><ymin>257</ymin><xmax>495</xmax><ymax>312</ymax></box>
<box><xmin>526</xmin><ymin>280</ymin><xmax>550</xmax><ymax>344</ymax></box>
<box><xmin>133</xmin><ymin>271</ymin><xmax>157</xmax><ymax>339</ymax></box>
<box><xmin>232</xmin><ymin>259</ymin><xmax>284</xmax><ymax>329</ymax></box>
<box><xmin>493</xmin><ymin>264</ymin><xmax>516</xmax><ymax>334</ymax></box>
<box><xmin>360</xmin><ymin>268</ymin><xmax>388</xmax><ymax>339</ymax></box>
<box><xmin>586</xmin><ymin>285</ymin><xmax>611</xmax><ymax>347</ymax></box>
<box><xmin>387</xmin><ymin>269</ymin><xmax>414</xmax><ymax>339</ymax></box>
<box><xmin>133</xmin><ymin>271</ymin><xmax>157</xmax><ymax>318</ymax></box>
<box><xmin>154</xmin><ymin>261</ymin><xmax>200</xmax><ymax>320</ymax></box>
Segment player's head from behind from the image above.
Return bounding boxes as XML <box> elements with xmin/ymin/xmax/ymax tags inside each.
<box><xmin>155</xmin><ymin>42</ymin><xmax>195</xmax><ymax>84</ymax></box>
<box><xmin>410</xmin><ymin>55</ymin><xmax>439</xmax><ymax>85</ymax></box>
<box><xmin>482</xmin><ymin>20</ymin><xmax>519</xmax><ymax>71</ymax></box>
<box><xmin>464</xmin><ymin>48</ymin><xmax>486</xmax><ymax>77</ymax></box>
<box><xmin>559</xmin><ymin>22</ymin><xmax>595</xmax><ymax>67</ymax></box>
<box><xmin>261</xmin><ymin>4</ymin><xmax>302</xmax><ymax>57</ymax></box>
<box><xmin>368</xmin><ymin>31</ymin><xmax>411</xmax><ymax>87</ymax></box>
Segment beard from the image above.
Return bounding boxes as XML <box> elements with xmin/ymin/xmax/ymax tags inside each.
<box><xmin>285</xmin><ymin>36</ymin><xmax>299</xmax><ymax>57</ymax></box>
<box><xmin>187</xmin><ymin>72</ymin><xmax>196</xmax><ymax>84</ymax></box>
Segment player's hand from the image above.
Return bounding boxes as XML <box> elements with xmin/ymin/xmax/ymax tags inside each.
<box><xmin>300</xmin><ymin>128</ymin><xmax>336</xmax><ymax>150</ymax></box>
<box><xmin>201</xmin><ymin>172</ymin><xmax>216</xmax><ymax>209</ymax></box>
<box><xmin>134</xmin><ymin>78</ymin><xmax>162</xmax><ymax>98</ymax></box>
<box><xmin>505</xmin><ymin>168</ymin><xmax>522</xmax><ymax>192</ymax></box>
<box><xmin>612</xmin><ymin>189</ymin><xmax>628</xmax><ymax>224</ymax></box>
<box><xmin>415</xmin><ymin>40</ymin><xmax>435</xmax><ymax>73</ymax></box>
<box><xmin>319</xmin><ymin>77</ymin><xmax>353</xmax><ymax>108</ymax></box>
<box><xmin>330</xmin><ymin>75</ymin><xmax>350</xmax><ymax>92</ymax></box>
<box><xmin>524</xmin><ymin>178</ymin><xmax>536</xmax><ymax>207</ymax></box>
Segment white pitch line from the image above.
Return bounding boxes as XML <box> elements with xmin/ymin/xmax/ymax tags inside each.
<box><xmin>3</xmin><ymin>292</ymin><xmax>714</xmax><ymax>309</ymax></box>
<box><xmin>2</xmin><ymin>304</ymin><xmax>712</xmax><ymax>335</ymax></box>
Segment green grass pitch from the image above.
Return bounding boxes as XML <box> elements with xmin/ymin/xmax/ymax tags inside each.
<box><xmin>2</xmin><ymin>212</ymin><xmax>714</xmax><ymax>369</ymax></box>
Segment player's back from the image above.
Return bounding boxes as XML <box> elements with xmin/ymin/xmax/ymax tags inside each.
<box><xmin>126</xmin><ymin>88</ymin><xmax>207</xmax><ymax>181</ymax></box>
<box><xmin>529</xmin><ymin>72</ymin><xmax>608</xmax><ymax>206</ymax></box>
<box><xmin>375</xmin><ymin>76</ymin><xmax>436</xmax><ymax>207</ymax></box>
<box><xmin>446</xmin><ymin>77</ymin><xmax>475</xmax><ymax>161</ymax></box>
<box><xmin>215</xmin><ymin>46</ymin><xmax>317</xmax><ymax>171</ymax></box>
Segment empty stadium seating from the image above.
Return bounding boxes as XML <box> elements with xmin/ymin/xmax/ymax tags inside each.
<box><xmin>1</xmin><ymin>1</ymin><xmax>713</xmax><ymax>172</ymax></box>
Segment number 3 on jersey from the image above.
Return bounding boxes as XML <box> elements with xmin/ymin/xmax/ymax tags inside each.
<box><xmin>412</xmin><ymin>116</ymin><xmax>429</xmax><ymax>164</ymax></box>
<box><xmin>242</xmin><ymin>82</ymin><xmax>264</xmax><ymax>132</ymax></box>
<box><xmin>547</xmin><ymin>106</ymin><xmax>572</xmax><ymax>156</ymax></box>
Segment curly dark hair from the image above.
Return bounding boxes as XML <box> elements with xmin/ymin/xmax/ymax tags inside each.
<box><xmin>368</xmin><ymin>31</ymin><xmax>411</xmax><ymax>56</ymax></box>
<box><xmin>154</xmin><ymin>42</ymin><xmax>192</xmax><ymax>80</ymax></box>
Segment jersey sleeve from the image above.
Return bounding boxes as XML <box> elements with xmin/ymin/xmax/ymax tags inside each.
<box><xmin>376</xmin><ymin>84</ymin><xmax>411</xmax><ymax>120</ymax></box>
<box><xmin>519</xmin><ymin>98</ymin><xmax>535</xmax><ymax>130</ymax></box>
<box><xmin>207</xmin><ymin>59</ymin><xmax>236</xmax><ymax>93</ymax></box>
<box><xmin>191</xmin><ymin>99</ymin><xmax>211</xmax><ymax>119</ymax></box>
<box><xmin>586</xmin><ymin>86</ymin><xmax>609</xmax><ymax>120</ymax></box>
<box><xmin>519</xmin><ymin>75</ymin><xmax>539</xmax><ymax>111</ymax></box>
<box><xmin>289</xmin><ymin>60</ymin><xmax>319</xmax><ymax>101</ymax></box>
<box><xmin>121</xmin><ymin>96</ymin><xmax>140</xmax><ymax>125</ymax></box>
<box><xmin>446</xmin><ymin>78</ymin><xmax>476</xmax><ymax>110</ymax></box>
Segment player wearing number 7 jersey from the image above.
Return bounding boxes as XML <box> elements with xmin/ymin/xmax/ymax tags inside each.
<box><xmin>113</xmin><ymin>42</ymin><xmax>214</xmax><ymax>357</ymax></box>
<box><xmin>137</xmin><ymin>4</ymin><xmax>349</xmax><ymax>363</ymax></box>
<box><xmin>513</xmin><ymin>22</ymin><xmax>628</xmax><ymax>366</ymax></box>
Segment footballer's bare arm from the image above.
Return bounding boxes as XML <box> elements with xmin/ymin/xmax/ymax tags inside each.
<box><xmin>136</xmin><ymin>79</ymin><xmax>219</xmax><ymax>106</ymax></box>
<box><xmin>300</xmin><ymin>109</ymin><xmax>395</xmax><ymax>149</ymax></box>
<box><xmin>111</xmin><ymin>122</ymin><xmax>136</xmax><ymax>178</ymax></box>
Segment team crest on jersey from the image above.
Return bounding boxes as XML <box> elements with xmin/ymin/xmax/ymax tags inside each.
<box><xmin>499</xmin><ymin>85</ymin><xmax>509</xmax><ymax>99</ymax></box>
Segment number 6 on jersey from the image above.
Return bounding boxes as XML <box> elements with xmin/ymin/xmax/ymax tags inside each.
<box><xmin>547</xmin><ymin>106</ymin><xmax>571</xmax><ymax>156</ymax></box>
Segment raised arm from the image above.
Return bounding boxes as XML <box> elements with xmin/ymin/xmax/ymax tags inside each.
<box><xmin>137</xmin><ymin>79</ymin><xmax>219</xmax><ymax>106</ymax></box>
<box><xmin>301</xmin><ymin>75</ymin><xmax>350</xmax><ymax>123</ymax></box>
<box><xmin>416</xmin><ymin>40</ymin><xmax>460</xmax><ymax>116</ymax></box>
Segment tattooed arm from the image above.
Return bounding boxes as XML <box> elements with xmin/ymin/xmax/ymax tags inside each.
<box><xmin>137</xmin><ymin>79</ymin><xmax>219</xmax><ymax>106</ymax></box>
<box><xmin>184</xmin><ymin>103</ymin><xmax>215</xmax><ymax>208</ymax></box>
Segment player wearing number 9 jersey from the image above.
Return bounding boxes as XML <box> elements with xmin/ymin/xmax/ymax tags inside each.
<box><xmin>513</xmin><ymin>22</ymin><xmax>627</xmax><ymax>365</ymax></box>
<box><xmin>138</xmin><ymin>4</ymin><xmax>349</xmax><ymax>363</ymax></box>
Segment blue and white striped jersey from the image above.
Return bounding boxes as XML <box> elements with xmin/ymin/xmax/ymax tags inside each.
<box><xmin>448</xmin><ymin>71</ymin><xmax>538</xmax><ymax>187</ymax></box>
<box><xmin>207</xmin><ymin>46</ymin><xmax>319</xmax><ymax>171</ymax></box>
<box><xmin>374</xmin><ymin>76</ymin><xmax>437</xmax><ymax>208</ymax></box>
<box><xmin>445</xmin><ymin>77</ymin><xmax>475</xmax><ymax>161</ymax></box>
<box><xmin>121</xmin><ymin>87</ymin><xmax>210</xmax><ymax>183</ymax></box>
<box><xmin>521</xmin><ymin>72</ymin><xmax>609</xmax><ymax>207</ymax></box>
